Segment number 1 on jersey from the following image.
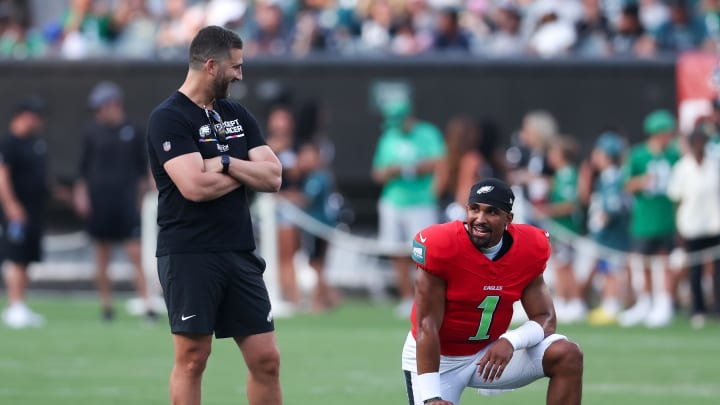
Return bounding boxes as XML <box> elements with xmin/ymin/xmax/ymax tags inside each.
<box><xmin>468</xmin><ymin>296</ymin><xmax>499</xmax><ymax>341</ymax></box>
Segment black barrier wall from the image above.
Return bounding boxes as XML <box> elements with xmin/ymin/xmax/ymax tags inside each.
<box><xmin>0</xmin><ymin>58</ymin><xmax>676</xmax><ymax>227</ymax></box>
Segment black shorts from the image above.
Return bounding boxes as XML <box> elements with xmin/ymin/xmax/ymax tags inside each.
<box><xmin>633</xmin><ymin>236</ymin><xmax>675</xmax><ymax>255</ymax></box>
<box><xmin>157</xmin><ymin>251</ymin><xmax>274</xmax><ymax>339</ymax></box>
<box><xmin>87</xmin><ymin>193</ymin><xmax>141</xmax><ymax>241</ymax></box>
<box><xmin>1</xmin><ymin>221</ymin><xmax>42</xmax><ymax>265</ymax></box>
<box><xmin>304</xmin><ymin>234</ymin><xmax>328</xmax><ymax>261</ymax></box>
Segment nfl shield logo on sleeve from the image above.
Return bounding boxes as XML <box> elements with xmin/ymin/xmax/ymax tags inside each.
<box><xmin>162</xmin><ymin>141</ymin><xmax>172</xmax><ymax>152</ymax></box>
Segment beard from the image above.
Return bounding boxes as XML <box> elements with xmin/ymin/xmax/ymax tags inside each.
<box><xmin>212</xmin><ymin>72</ymin><xmax>234</xmax><ymax>100</ymax></box>
<box><xmin>466</xmin><ymin>221</ymin><xmax>495</xmax><ymax>250</ymax></box>
<box><xmin>469</xmin><ymin>233</ymin><xmax>491</xmax><ymax>250</ymax></box>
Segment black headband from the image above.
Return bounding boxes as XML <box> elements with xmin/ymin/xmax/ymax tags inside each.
<box><xmin>468</xmin><ymin>178</ymin><xmax>515</xmax><ymax>213</ymax></box>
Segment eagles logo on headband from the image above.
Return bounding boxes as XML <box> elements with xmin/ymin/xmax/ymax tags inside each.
<box><xmin>468</xmin><ymin>178</ymin><xmax>515</xmax><ymax>213</ymax></box>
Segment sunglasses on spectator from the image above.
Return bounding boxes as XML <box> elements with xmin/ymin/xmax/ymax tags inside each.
<box><xmin>204</xmin><ymin>107</ymin><xmax>227</xmax><ymax>143</ymax></box>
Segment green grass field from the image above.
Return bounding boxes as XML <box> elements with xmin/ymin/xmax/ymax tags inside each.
<box><xmin>1</xmin><ymin>294</ymin><xmax>719</xmax><ymax>405</ymax></box>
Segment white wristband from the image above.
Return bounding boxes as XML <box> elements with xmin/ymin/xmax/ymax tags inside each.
<box><xmin>499</xmin><ymin>320</ymin><xmax>545</xmax><ymax>350</ymax></box>
<box><xmin>417</xmin><ymin>372</ymin><xmax>442</xmax><ymax>402</ymax></box>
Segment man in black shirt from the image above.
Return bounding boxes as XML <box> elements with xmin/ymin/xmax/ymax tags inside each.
<box><xmin>147</xmin><ymin>26</ymin><xmax>282</xmax><ymax>405</ymax></box>
<box><xmin>74</xmin><ymin>81</ymin><xmax>155</xmax><ymax>322</ymax></box>
<box><xmin>0</xmin><ymin>96</ymin><xmax>48</xmax><ymax>329</ymax></box>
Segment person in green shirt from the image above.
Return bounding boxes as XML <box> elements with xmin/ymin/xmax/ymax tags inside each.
<box><xmin>371</xmin><ymin>98</ymin><xmax>446</xmax><ymax>318</ymax></box>
<box><xmin>619</xmin><ymin>109</ymin><xmax>680</xmax><ymax>328</ymax></box>
<box><xmin>535</xmin><ymin>135</ymin><xmax>586</xmax><ymax>323</ymax></box>
<box><xmin>586</xmin><ymin>132</ymin><xmax>631</xmax><ymax>325</ymax></box>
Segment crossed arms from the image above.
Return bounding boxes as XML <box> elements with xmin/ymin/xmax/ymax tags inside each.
<box><xmin>163</xmin><ymin>145</ymin><xmax>282</xmax><ymax>202</ymax></box>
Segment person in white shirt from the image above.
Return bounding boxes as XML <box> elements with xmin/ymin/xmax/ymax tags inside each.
<box><xmin>667</xmin><ymin>128</ymin><xmax>720</xmax><ymax>329</ymax></box>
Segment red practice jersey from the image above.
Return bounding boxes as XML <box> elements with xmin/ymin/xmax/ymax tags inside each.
<box><xmin>410</xmin><ymin>221</ymin><xmax>551</xmax><ymax>356</ymax></box>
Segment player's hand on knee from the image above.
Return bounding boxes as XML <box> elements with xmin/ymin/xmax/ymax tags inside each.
<box><xmin>476</xmin><ymin>340</ymin><xmax>514</xmax><ymax>382</ymax></box>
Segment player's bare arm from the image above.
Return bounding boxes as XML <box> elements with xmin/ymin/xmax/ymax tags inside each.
<box><xmin>371</xmin><ymin>165</ymin><xmax>401</xmax><ymax>184</ymax></box>
<box><xmin>521</xmin><ymin>274</ymin><xmax>556</xmax><ymax>334</ymax></box>
<box><xmin>0</xmin><ymin>163</ymin><xmax>26</xmax><ymax>222</ymax></box>
<box><xmin>221</xmin><ymin>144</ymin><xmax>282</xmax><ymax>192</ymax></box>
<box><xmin>413</xmin><ymin>157</ymin><xmax>442</xmax><ymax>176</ymax></box>
<box><xmin>624</xmin><ymin>174</ymin><xmax>651</xmax><ymax>194</ymax></box>
<box><xmin>415</xmin><ymin>268</ymin><xmax>454</xmax><ymax>405</ymax></box>
<box><xmin>164</xmin><ymin>152</ymin><xmax>241</xmax><ymax>202</ymax></box>
<box><xmin>415</xmin><ymin>267</ymin><xmax>445</xmax><ymax>374</ymax></box>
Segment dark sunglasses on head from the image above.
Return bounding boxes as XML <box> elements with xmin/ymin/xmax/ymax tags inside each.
<box><xmin>204</xmin><ymin>107</ymin><xmax>227</xmax><ymax>143</ymax></box>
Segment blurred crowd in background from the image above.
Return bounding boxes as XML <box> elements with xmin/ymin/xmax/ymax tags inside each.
<box><xmin>2</xmin><ymin>0</ymin><xmax>720</xmax><ymax>60</ymax></box>
<box><xmin>259</xmin><ymin>83</ymin><xmax>720</xmax><ymax>330</ymax></box>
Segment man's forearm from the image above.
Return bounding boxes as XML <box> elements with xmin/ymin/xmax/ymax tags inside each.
<box><xmin>184</xmin><ymin>172</ymin><xmax>242</xmax><ymax>202</ymax></box>
<box><xmin>227</xmin><ymin>158</ymin><xmax>281</xmax><ymax>192</ymax></box>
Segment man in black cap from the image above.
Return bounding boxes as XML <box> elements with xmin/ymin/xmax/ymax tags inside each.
<box><xmin>0</xmin><ymin>96</ymin><xmax>49</xmax><ymax>329</ymax></box>
<box><xmin>73</xmin><ymin>80</ymin><xmax>156</xmax><ymax>322</ymax></box>
<box><xmin>401</xmin><ymin>178</ymin><xmax>583</xmax><ymax>405</ymax></box>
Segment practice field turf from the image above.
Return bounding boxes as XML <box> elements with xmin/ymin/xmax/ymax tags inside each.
<box><xmin>1</xmin><ymin>294</ymin><xmax>719</xmax><ymax>405</ymax></box>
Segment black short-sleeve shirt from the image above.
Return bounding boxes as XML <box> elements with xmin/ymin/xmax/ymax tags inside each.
<box><xmin>78</xmin><ymin>120</ymin><xmax>147</xmax><ymax>195</ymax></box>
<box><xmin>146</xmin><ymin>91</ymin><xmax>266</xmax><ymax>256</ymax></box>
<box><xmin>0</xmin><ymin>133</ymin><xmax>48</xmax><ymax>222</ymax></box>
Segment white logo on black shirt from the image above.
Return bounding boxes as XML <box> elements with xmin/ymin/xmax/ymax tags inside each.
<box><xmin>199</xmin><ymin>125</ymin><xmax>211</xmax><ymax>138</ymax></box>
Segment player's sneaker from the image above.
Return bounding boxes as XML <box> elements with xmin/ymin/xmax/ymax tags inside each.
<box><xmin>101</xmin><ymin>307</ymin><xmax>116</xmax><ymax>322</ymax></box>
<box><xmin>394</xmin><ymin>298</ymin><xmax>414</xmax><ymax>319</ymax></box>
<box><xmin>556</xmin><ymin>299</ymin><xmax>587</xmax><ymax>324</ymax></box>
<box><xmin>617</xmin><ymin>295</ymin><xmax>651</xmax><ymax>327</ymax></box>
<box><xmin>690</xmin><ymin>314</ymin><xmax>706</xmax><ymax>330</ymax></box>
<box><xmin>2</xmin><ymin>303</ymin><xmax>45</xmax><ymax>329</ymax></box>
<box><xmin>587</xmin><ymin>307</ymin><xmax>616</xmax><ymax>326</ymax></box>
<box><xmin>645</xmin><ymin>295</ymin><xmax>673</xmax><ymax>328</ymax></box>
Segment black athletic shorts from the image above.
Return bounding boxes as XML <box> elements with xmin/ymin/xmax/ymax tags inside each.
<box><xmin>633</xmin><ymin>236</ymin><xmax>674</xmax><ymax>255</ymax></box>
<box><xmin>1</xmin><ymin>221</ymin><xmax>42</xmax><ymax>265</ymax></box>
<box><xmin>304</xmin><ymin>234</ymin><xmax>328</xmax><ymax>261</ymax></box>
<box><xmin>87</xmin><ymin>193</ymin><xmax>141</xmax><ymax>241</ymax></box>
<box><xmin>157</xmin><ymin>250</ymin><xmax>275</xmax><ymax>339</ymax></box>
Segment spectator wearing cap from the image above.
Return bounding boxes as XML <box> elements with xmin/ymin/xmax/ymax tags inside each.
<box><xmin>72</xmin><ymin>81</ymin><xmax>156</xmax><ymax>322</ymax></box>
<box><xmin>619</xmin><ymin>109</ymin><xmax>681</xmax><ymax>328</ymax></box>
<box><xmin>667</xmin><ymin>128</ymin><xmax>720</xmax><ymax>329</ymax></box>
<box><xmin>585</xmin><ymin>131</ymin><xmax>630</xmax><ymax>325</ymax></box>
<box><xmin>371</xmin><ymin>96</ymin><xmax>446</xmax><ymax>318</ymax></box>
<box><xmin>0</xmin><ymin>96</ymin><xmax>49</xmax><ymax>329</ymax></box>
